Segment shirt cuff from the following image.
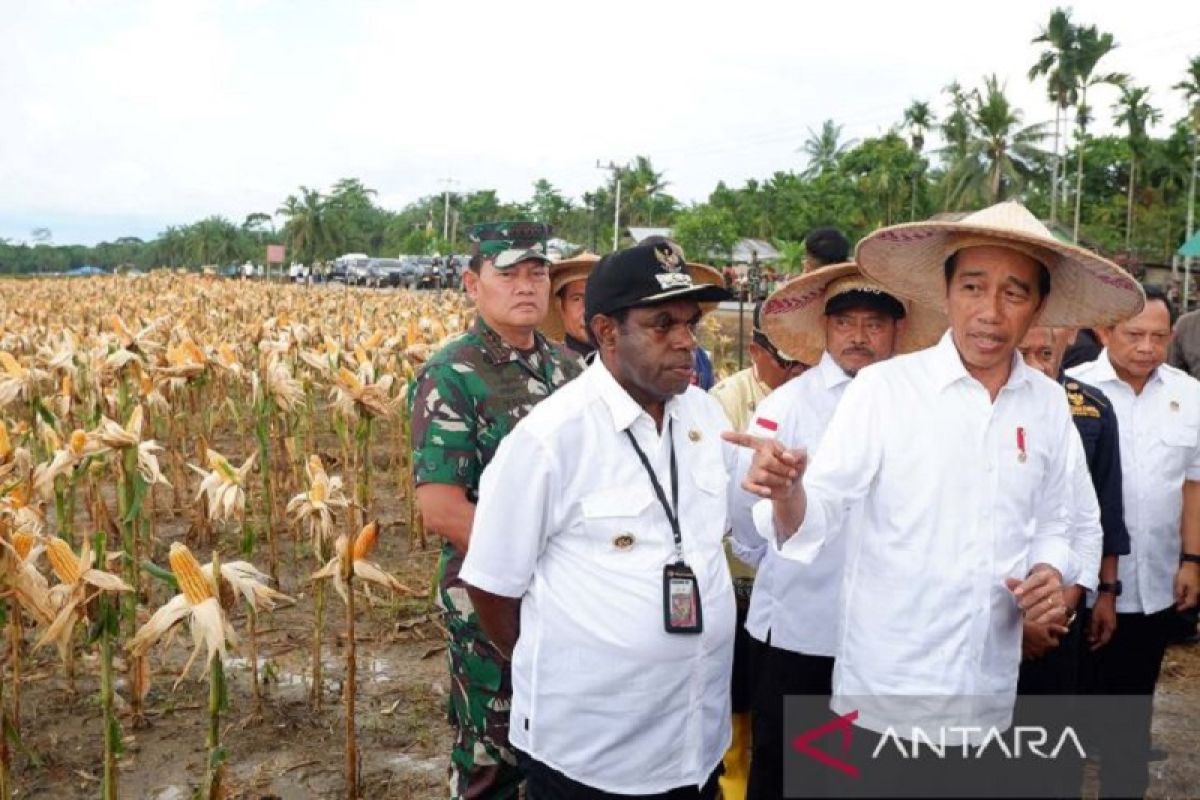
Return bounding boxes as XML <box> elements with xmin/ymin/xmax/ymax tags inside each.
<box><xmin>752</xmin><ymin>498</ymin><xmax>825</xmax><ymax>564</ymax></box>
<box><xmin>1074</xmin><ymin>567</ymin><xmax>1100</xmax><ymax>592</ymax></box>
<box><xmin>459</xmin><ymin>563</ymin><xmax>528</xmax><ymax>599</ymax></box>
<box><xmin>1060</xmin><ymin>551</ymin><xmax>1079</xmax><ymax>588</ymax></box>
<box><xmin>1027</xmin><ymin>538</ymin><xmax>1071</xmax><ymax>581</ymax></box>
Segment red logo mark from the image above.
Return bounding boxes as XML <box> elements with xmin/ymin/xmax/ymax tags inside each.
<box><xmin>791</xmin><ymin>710</ymin><xmax>861</xmax><ymax>779</ymax></box>
<box><xmin>755</xmin><ymin>417</ymin><xmax>779</xmax><ymax>432</ymax></box>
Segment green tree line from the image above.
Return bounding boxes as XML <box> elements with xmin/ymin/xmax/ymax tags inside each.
<box><xmin>3</xmin><ymin>9</ymin><xmax>1198</xmax><ymax>276</ymax></box>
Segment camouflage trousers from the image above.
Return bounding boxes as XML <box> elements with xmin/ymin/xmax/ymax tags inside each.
<box><xmin>439</xmin><ymin>577</ymin><xmax>524</xmax><ymax>800</ymax></box>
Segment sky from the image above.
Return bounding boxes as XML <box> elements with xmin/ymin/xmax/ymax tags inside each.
<box><xmin>2</xmin><ymin>0</ymin><xmax>1198</xmax><ymax>246</ymax></box>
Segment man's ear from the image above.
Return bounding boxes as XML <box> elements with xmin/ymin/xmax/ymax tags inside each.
<box><xmin>463</xmin><ymin>269</ymin><xmax>479</xmax><ymax>300</ymax></box>
<box><xmin>1095</xmin><ymin>326</ymin><xmax>1113</xmax><ymax>347</ymax></box>
<box><xmin>590</xmin><ymin>314</ymin><xmax>617</xmax><ymax>351</ymax></box>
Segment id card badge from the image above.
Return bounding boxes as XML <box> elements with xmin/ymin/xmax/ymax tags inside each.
<box><xmin>663</xmin><ymin>561</ymin><xmax>703</xmax><ymax>634</ymax></box>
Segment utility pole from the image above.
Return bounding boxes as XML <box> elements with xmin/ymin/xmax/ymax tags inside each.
<box><xmin>596</xmin><ymin>160</ymin><xmax>623</xmax><ymax>252</ymax></box>
<box><xmin>438</xmin><ymin>178</ymin><xmax>459</xmax><ymax>242</ymax></box>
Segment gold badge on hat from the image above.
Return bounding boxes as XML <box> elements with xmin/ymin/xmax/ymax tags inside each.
<box><xmin>613</xmin><ymin>533</ymin><xmax>635</xmax><ymax>550</ymax></box>
<box><xmin>688</xmin><ymin>429</ymin><xmax>702</xmax><ymax>442</ymax></box>
<box><xmin>654</xmin><ymin>242</ymin><xmax>684</xmax><ymax>272</ymax></box>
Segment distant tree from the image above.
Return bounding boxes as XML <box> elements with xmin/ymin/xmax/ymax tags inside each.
<box><xmin>799</xmin><ymin>120</ymin><xmax>855</xmax><ymax>178</ymax></box>
<box><xmin>1029</xmin><ymin>7</ymin><xmax>1078</xmax><ymax>223</ymax></box>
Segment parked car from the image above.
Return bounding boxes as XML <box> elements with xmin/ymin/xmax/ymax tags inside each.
<box><xmin>368</xmin><ymin>257</ymin><xmax>418</xmax><ymax>288</ymax></box>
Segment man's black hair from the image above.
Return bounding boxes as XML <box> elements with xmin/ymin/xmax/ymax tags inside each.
<box><xmin>1142</xmin><ymin>283</ymin><xmax>1177</xmax><ymax>326</ymax></box>
<box><xmin>804</xmin><ymin>227</ymin><xmax>851</xmax><ymax>267</ymax></box>
<box><xmin>943</xmin><ymin>251</ymin><xmax>1052</xmax><ymax>301</ymax></box>
<box><xmin>825</xmin><ymin>290</ymin><xmax>907</xmax><ymax>320</ymax></box>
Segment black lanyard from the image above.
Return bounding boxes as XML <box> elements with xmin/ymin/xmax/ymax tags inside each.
<box><xmin>624</xmin><ymin>419</ymin><xmax>685</xmax><ymax>564</ymax></box>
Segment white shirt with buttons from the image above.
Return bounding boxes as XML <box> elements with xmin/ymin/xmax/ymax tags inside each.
<box><xmin>460</xmin><ymin>358</ymin><xmax>737</xmax><ymax>795</ymax></box>
<box><xmin>754</xmin><ymin>331</ymin><xmax>1074</xmax><ymax>739</ymax></box>
<box><xmin>730</xmin><ymin>350</ymin><xmax>852</xmax><ymax>657</ymax></box>
<box><xmin>1068</xmin><ymin>351</ymin><xmax>1200</xmax><ymax>614</ymax></box>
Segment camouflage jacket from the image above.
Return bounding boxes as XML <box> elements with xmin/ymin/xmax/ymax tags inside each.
<box><xmin>409</xmin><ymin>316</ymin><xmax>583</xmax><ymax>590</ymax></box>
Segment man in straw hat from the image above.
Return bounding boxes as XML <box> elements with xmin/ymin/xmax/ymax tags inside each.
<box><xmin>543</xmin><ymin>251</ymin><xmax>601</xmax><ymax>358</ymax></box>
<box><xmin>410</xmin><ymin>237</ymin><xmax>584</xmax><ymax>800</ymax></box>
<box><xmin>460</xmin><ymin>237</ymin><xmax>739</xmax><ymax>798</ymax></box>
<box><xmin>708</xmin><ymin>302</ymin><xmax>806</xmax><ymax>800</ymax></box>
<box><xmin>1066</xmin><ymin>284</ymin><xmax>1200</xmax><ymax>798</ymax></box>
<box><xmin>726</xmin><ymin>201</ymin><xmax>1144</xmax><ymax>795</ymax></box>
<box><xmin>729</xmin><ymin>262</ymin><xmax>945</xmax><ymax>799</ymax></box>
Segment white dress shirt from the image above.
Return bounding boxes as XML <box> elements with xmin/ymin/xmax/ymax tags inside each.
<box><xmin>731</xmin><ymin>351</ymin><xmax>851</xmax><ymax>657</ymax></box>
<box><xmin>460</xmin><ymin>358</ymin><xmax>736</xmax><ymax>795</ymax></box>
<box><xmin>1067</xmin><ymin>352</ymin><xmax>1200</xmax><ymax>614</ymax></box>
<box><xmin>1063</xmin><ymin>429</ymin><xmax>1103</xmax><ymax>592</ymax></box>
<box><xmin>754</xmin><ymin>332</ymin><xmax>1073</xmax><ymax>740</ymax></box>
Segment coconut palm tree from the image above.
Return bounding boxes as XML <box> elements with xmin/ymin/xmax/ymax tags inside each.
<box><xmin>1175</xmin><ymin>55</ymin><xmax>1200</xmax><ymax>261</ymax></box>
<box><xmin>1070</xmin><ymin>24</ymin><xmax>1125</xmax><ymax>242</ymax></box>
<box><xmin>1028</xmin><ymin>7</ymin><xmax>1078</xmax><ymax>223</ymax></box>
<box><xmin>941</xmin><ymin>76</ymin><xmax>1051</xmax><ymax>208</ymax></box>
<box><xmin>278</xmin><ymin>187</ymin><xmax>337</xmax><ymax>265</ymax></box>
<box><xmin>1112</xmin><ymin>84</ymin><xmax>1162</xmax><ymax>248</ymax></box>
<box><xmin>902</xmin><ymin>100</ymin><xmax>935</xmax><ymax>219</ymax></box>
<box><xmin>799</xmin><ymin>120</ymin><xmax>855</xmax><ymax>178</ymax></box>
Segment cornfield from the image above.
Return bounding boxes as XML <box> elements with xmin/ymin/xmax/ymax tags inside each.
<box><xmin>0</xmin><ymin>273</ymin><xmax>464</xmax><ymax>799</ymax></box>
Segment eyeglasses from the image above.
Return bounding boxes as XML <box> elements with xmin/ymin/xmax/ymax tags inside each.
<box><xmin>754</xmin><ymin>329</ymin><xmax>806</xmax><ymax>370</ymax></box>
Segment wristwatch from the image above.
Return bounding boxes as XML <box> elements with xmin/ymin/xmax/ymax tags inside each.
<box><xmin>1181</xmin><ymin>553</ymin><xmax>1200</xmax><ymax>565</ymax></box>
<box><xmin>1097</xmin><ymin>580</ymin><xmax>1122</xmax><ymax>597</ymax></box>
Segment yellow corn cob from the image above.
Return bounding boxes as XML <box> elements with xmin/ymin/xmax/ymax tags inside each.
<box><xmin>12</xmin><ymin>531</ymin><xmax>35</xmax><ymax>560</ymax></box>
<box><xmin>68</xmin><ymin>429</ymin><xmax>89</xmax><ymax>456</ymax></box>
<box><xmin>352</xmin><ymin>521</ymin><xmax>379</xmax><ymax>560</ymax></box>
<box><xmin>309</xmin><ymin>479</ymin><xmax>328</xmax><ymax>504</ymax></box>
<box><xmin>365</xmin><ymin>330</ymin><xmax>385</xmax><ymax>350</ymax></box>
<box><xmin>168</xmin><ymin>543</ymin><xmax>213</xmax><ymax>605</ymax></box>
<box><xmin>0</xmin><ymin>352</ymin><xmax>24</xmax><ymax>376</ymax></box>
<box><xmin>46</xmin><ymin>537</ymin><xmax>83</xmax><ymax>584</ymax></box>
<box><xmin>337</xmin><ymin>367</ymin><xmax>363</xmax><ymax>391</ymax></box>
<box><xmin>61</xmin><ymin>372</ymin><xmax>72</xmax><ymax>398</ymax></box>
<box><xmin>0</xmin><ymin>421</ymin><xmax>11</xmax><ymax>460</ymax></box>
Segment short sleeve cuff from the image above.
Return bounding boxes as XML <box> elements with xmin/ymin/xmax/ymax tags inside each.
<box><xmin>459</xmin><ymin>563</ymin><xmax>529</xmax><ymax>599</ymax></box>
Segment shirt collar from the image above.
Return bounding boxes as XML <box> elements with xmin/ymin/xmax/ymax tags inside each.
<box><xmin>816</xmin><ymin>350</ymin><xmax>853</xmax><ymax>390</ymax></box>
<box><xmin>1092</xmin><ymin>347</ymin><xmax>1165</xmax><ymax>389</ymax></box>
<box><xmin>930</xmin><ymin>330</ymin><xmax>1032</xmax><ymax>393</ymax></box>
<box><xmin>590</xmin><ymin>357</ymin><xmax>683</xmax><ymax>432</ymax></box>
<box><xmin>472</xmin><ymin>316</ymin><xmax>550</xmax><ymax>366</ymax></box>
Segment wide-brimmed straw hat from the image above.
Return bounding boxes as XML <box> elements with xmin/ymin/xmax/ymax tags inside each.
<box><xmin>543</xmin><ymin>252</ymin><xmax>601</xmax><ymax>342</ymax></box>
<box><xmin>854</xmin><ymin>201</ymin><xmax>1144</xmax><ymax>327</ymax></box>
<box><xmin>760</xmin><ymin>262</ymin><xmax>948</xmax><ymax>366</ymax></box>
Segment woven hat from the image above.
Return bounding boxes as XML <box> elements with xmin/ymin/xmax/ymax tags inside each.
<box><xmin>855</xmin><ymin>201</ymin><xmax>1144</xmax><ymax>327</ymax></box>
<box><xmin>543</xmin><ymin>252</ymin><xmax>601</xmax><ymax>342</ymax></box>
<box><xmin>760</xmin><ymin>263</ymin><xmax>947</xmax><ymax>366</ymax></box>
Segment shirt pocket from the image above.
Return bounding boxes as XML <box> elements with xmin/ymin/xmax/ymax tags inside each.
<box><xmin>579</xmin><ymin>485</ymin><xmax>672</xmax><ymax>569</ymax></box>
<box><xmin>1159</xmin><ymin>422</ymin><xmax>1199</xmax><ymax>475</ymax></box>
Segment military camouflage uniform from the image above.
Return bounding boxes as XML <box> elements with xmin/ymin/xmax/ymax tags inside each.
<box><xmin>409</xmin><ymin>316</ymin><xmax>583</xmax><ymax>800</ymax></box>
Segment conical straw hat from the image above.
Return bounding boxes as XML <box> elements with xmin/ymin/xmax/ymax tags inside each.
<box><xmin>854</xmin><ymin>201</ymin><xmax>1144</xmax><ymax>328</ymax></box>
<box><xmin>760</xmin><ymin>262</ymin><xmax>947</xmax><ymax>366</ymax></box>
<box><xmin>543</xmin><ymin>252</ymin><xmax>601</xmax><ymax>342</ymax></box>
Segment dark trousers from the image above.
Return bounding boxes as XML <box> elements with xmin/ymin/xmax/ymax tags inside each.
<box><xmin>517</xmin><ymin>751</ymin><xmax>720</xmax><ymax>800</ymax></box>
<box><xmin>746</xmin><ymin>640</ymin><xmax>835</xmax><ymax>800</ymax></box>
<box><xmin>1081</xmin><ymin>608</ymin><xmax>1172</xmax><ymax>799</ymax></box>
<box><xmin>1014</xmin><ymin>613</ymin><xmax>1085</xmax><ymax>799</ymax></box>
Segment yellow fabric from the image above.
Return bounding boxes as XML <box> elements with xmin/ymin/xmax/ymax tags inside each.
<box><xmin>709</xmin><ymin>367</ymin><xmax>769</xmax><ymax>435</ymax></box>
<box><xmin>719</xmin><ymin>712</ymin><xmax>752</xmax><ymax>800</ymax></box>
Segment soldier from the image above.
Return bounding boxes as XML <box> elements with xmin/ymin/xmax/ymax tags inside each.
<box><xmin>409</xmin><ymin>243</ymin><xmax>584</xmax><ymax>799</ymax></box>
